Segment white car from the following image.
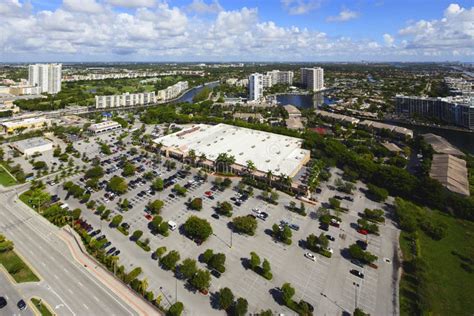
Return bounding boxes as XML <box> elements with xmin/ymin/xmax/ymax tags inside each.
<box><xmin>252</xmin><ymin>208</ymin><xmax>261</xmax><ymax>214</ymax></box>
<box><xmin>326</xmin><ymin>247</ymin><xmax>334</xmax><ymax>254</ymax></box>
<box><xmin>304</xmin><ymin>252</ymin><xmax>316</xmax><ymax>261</ymax></box>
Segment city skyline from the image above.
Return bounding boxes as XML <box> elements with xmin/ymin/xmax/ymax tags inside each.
<box><xmin>0</xmin><ymin>0</ymin><xmax>473</xmax><ymax>62</ymax></box>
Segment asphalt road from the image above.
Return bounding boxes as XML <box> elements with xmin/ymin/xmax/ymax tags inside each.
<box><xmin>0</xmin><ymin>189</ymin><xmax>139</xmax><ymax>316</ymax></box>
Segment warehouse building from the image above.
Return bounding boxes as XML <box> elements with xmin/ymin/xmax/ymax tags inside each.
<box><xmin>154</xmin><ymin>123</ymin><xmax>311</xmax><ymax>178</ymax></box>
<box><xmin>10</xmin><ymin>137</ymin><xmax>53</xmax><ymax>156</ymax></box>
<box><xmin>87</xmin><ymin>121</ymin><xmax>121</xmax><ymax>134</ymax></box>
<box><xmin>1</xmin><ymin>117</ymin><xmax>51</xmax><ymax>134</ymax></box>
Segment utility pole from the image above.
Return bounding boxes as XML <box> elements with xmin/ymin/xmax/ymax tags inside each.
<box><xmin>230</xmin><ymin>229</ymin><xmax>233</xmax><ymax>248</ymax></box>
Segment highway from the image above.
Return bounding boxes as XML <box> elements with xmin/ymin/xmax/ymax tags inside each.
<box><xmin>0</xmin><ymin>189</ymin><xmax>140</xmax><ymax>316</ymax></box>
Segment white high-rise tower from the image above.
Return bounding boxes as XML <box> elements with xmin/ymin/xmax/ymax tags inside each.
<box><xmin>28</xmin><ymin>63</ymin><xmax>62</xmax><ymax>94</ymax></box>
<box><xmin>248</xmin><ymin>73</ymin><xmax>264</xmax><ymax>101</ymax></box>
<box><xmin>300</xmin><ymin>67</ymin><xmax>324</xmax><ymax>92</ymax></box>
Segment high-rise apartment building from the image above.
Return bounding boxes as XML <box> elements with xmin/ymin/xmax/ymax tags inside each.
<box><xmin>266</xmin><ymin>70</ymin><xmax>294</xmax><ymax>86</ymax></box>
<box><xmin>248</xmin><ymin>73</ymin><xmax>264</xmax><ymax>101</ymax></box>
<box><xmin>300</xmin><ymin>67</ymin><xmax>324</xmax><ymax>92</ymax></box>
<box><xmin>28</xmin><ymin>63</ymin><xmax>62</xmax><ymax>94</ymax></box>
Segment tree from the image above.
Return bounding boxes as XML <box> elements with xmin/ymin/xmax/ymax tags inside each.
<box><xmin>131</xmin><ymin>230</ymin><xmax>143</xmax><ymax>241</ymax></box>
<box><xmin>367</xmin><ymin>183</ymin><xmax>388</xmax><ymax>202</ymax></box>
<box><xmin>173</xmin><ymin>184</ymin><xmax>187</xmax><ymax>196</ymax></box>
<box><xmin>328</xmin><ymin>197</ymin><xmax>341</xmax><ymax>209</ymax></box>
<box><xmin>166</xmin><ymin>302</ymin><xmax>184</xmax><ymax>316</ymax></box>
<box><xmin>158</xmin><ymin>222</ymin><xmax>169</xmax><ymax>236</ymax></box>
<box><xmin>189</xmin><ymin>269</ymin><xmax>211</xmax><ymax>291</ymax></box>
<box><xmin>217</xmin><ymin>287</ymin><xmax>234</xmax><ymax>310</ymax></box>
<box><xmin>348</xmin><ymin>244</ymin><xmax>378</xmax><ymax>264</ymax></box>
<box><xmin>216</xmin><ymin>201</ymin><xmax>233</xmax><ymax>217</ymax></box>
<box><xmin>154</xmin><ymin>246</ymin><xmax>167</xmax><ymax>259</ymax></box>
<box><xmin>110</xmin><ymin>215</ymin><xmax>123</xmax><ymax>227</ymax></box>
<box><xmin>262</xmin><ymin>259</ymin><xmax>272</xmax><ymax>279</ymax></box>
<box><xmin>233</xmin><ymin>297</ymin><xmax>248</xmax><ymax>316</ymax></box>
<box><xmin>189</xmin><ymin>198</ymin><xmax>203</xmax><ymax>211</ymax></box>
<box><xmin>249</xmin><ymin>252</ymin><xmax>260</xmax><ymax>270</ymax></box>
<box><xmin>318</xmin><ymin>233</ymin><xmax>329</xmax><ymax>249</ymax></box>
<box><xmin>179</xmin><ymin>258</ymin><xmax>198</xmax><ymax>280</ymax></box>
<box><xmin>0</xmin><ymin>234</ymin><xmax>14</xmax><ymax>252</ymax></box>
<box><xmin>354</xmin><ymin>308</ymin><xmax>370</xmax><ymax>316</ymax></box>
<box><xmin>85</xmin><ymin>166</ymin><xmax>104</xmax><ymax>179</ymax></box>
<box><xmin>232</xmin><ymin>216</ymin><xmax>257</xmax><ymax>236</ymax></box>
<box><xmin>281</xmin><ymin>283</ymin><xmax>295</xmax><ymax>306</ymax></box>
<box><xmin>148</xmin><ymin>200</ymin><xmax>164</xmax><ymax>214</ymax></box>
<box><xmin>160</xmin><ymin>250</ymin><xmax>181</xmax><ymax>271</ymax></box>
<box><xmin>151</xmin><ymin>216</ymin><xmax>163</xmax><ymax>232</ymax></box>
<box><xmin>71</xmin><ymin>208</ymin><xmax>81</xmax><ymax>220</ymax></box>
<box><xmin>107</xmin><ymin>176</ymin><xmax>128</xmax><ymax>194</ymax></box>
<box><xmin>151</xmin><ymin>178</ymin><xmax>164</xmax><ymax>191</ymax></box>
<box><xmin>122</xmin><ymin>162</ymin><xmax>136</xmax><ymax>177</ymax></box>
<box><xmin>183</xmin><ymin>216</ymin><xmax>213</xmax><ymax>241</ymax></box>
<box><xmin>208</xmin><ymin>253</ymin><xmax>226</xmax><ymax>273</ymax></box>
<box><xmin>201</xmin><ymin>249</ymin><xmax>214</xmax><ymax>263</ymax></box>
<box><xmin>33</xmin><ymin>161</ymin><xmax>47</xmax><ymax>170</ymax></box>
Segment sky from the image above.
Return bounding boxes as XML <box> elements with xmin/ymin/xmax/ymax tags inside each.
<box><xmin>0</xmin><ymin>0</ymin><xmax>473</xmax><ymax>62</ymax></box>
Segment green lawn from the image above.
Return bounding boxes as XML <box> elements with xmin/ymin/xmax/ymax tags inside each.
<box><xmin>399</xmin><ymin>210</ymin><xmax>474</xmax><ymax>316</ymax></box>
<box><xmin>0</xmin><ymin>250</ymin><xmax>40</xmax><ymax>283</ymax></box>
<box><xmin>0</xmin><ymin>166</ymin><xmax>17</xmax><ymax>186</ymax></box>
<box><xmin>31</xmin><ymin>298</ymin><xmax>54</xmax><ymax>316</ymax></box>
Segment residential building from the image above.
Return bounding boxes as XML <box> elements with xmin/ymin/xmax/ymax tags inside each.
<box><xmin>262</xmin><ymin>74</ymin><xmax>273</xmax><ymax>88</ymax></box>
<box><xmin>248</xmin><ymin>73</ymin><xmax>263</xmax><ymax>101</ymax></box>
<box><xmin>156</xmin><ymin>81</ymin><xmax>189</xmax><ymax>101</ymax></box>
<box><xmin>9</xmin><ymin>85</ymin><xmax>42</xmax><ymax>96</ymax></box>
<box><xmin>95</xmin><ymin>92</ymin><xmax>156</xmax><ymax>108</ymax></box>
<box><xmin>300</xmin><ymin>67</ymin><xmax>324</xmax><ymax>91</ymax></box>
<box><xmin>266</xmin><ymin>70</ymin><xmax>294</xmax><ymax>85</ymax></box>
<box><xmin>28</xmin><ymin>63</ymin><xmax>62</xmax><ymax>94</ymax></box>
<box><xmin>87</xmin><ymin>121</ymin><xmax>121</xmax><ymax>134</ymax></box>
<box><xmin>10</xmin><ymin>137</ymin><xmax>53</xmax><ymax>156</ymax></box>
<box><xmin>395</xmin><ymin>95</ymin><xmax>474</xmax><ymax>129</ymax></box>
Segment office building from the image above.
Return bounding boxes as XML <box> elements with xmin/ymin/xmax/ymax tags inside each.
<box><xmin>248</xmin><ymin>73</ymin><xmax>264</xmax><ymax>101</ymax></box>
<box><xmin>95</xmin><ymin>92</ymin><xmax>156</xmax><ymax>109</ymax></box>
<box><xmin>395</xmin><ymin>95</ymin><xmax>474</xmax><ymax>130</ymax></box>
<box><xmin>300</xmin><ymin>67</ymin><xmax>324</xmax><ymax>92</ymax></box>
<box><xmin>28</xmin><ymin>64</ymin><xmax>62</xmax><ymax>94</ymax></box>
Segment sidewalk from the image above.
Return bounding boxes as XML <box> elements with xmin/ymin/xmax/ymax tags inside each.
<box><xmin>58</xmin><ymin>226</ymin><xmax>161</xmax><ymax>316</ymax></box>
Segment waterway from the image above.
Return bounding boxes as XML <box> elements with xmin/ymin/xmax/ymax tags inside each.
<box><xmin>173</xmin><ymin>81</ymin><xmax>219</xmax><ymax>103</ymax></box>
<box><xmin>276</xmin><ymin>92</ymin><xmax>336</xmax><ymax>108</ymax></box>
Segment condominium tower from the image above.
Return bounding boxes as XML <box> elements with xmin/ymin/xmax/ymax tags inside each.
<box><xmin>248</xmin><ymin>73</ymin><xmax>264</xmax><ymax>101</ymax></box>
<box><xmin>28</xmin><ymin>63</ymin><xmax>62</xmax><ymax>94</ymax></box>
<box><xmin>300</xmin><ymin>67</ymin><xmax>324</xmax><ymax>92</ymax></box>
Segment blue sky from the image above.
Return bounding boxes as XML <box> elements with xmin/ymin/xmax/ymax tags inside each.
<box><xmin>1</xmin><ymin>0</ymin><xmax>473</xmax><ymax>62</ymax></box>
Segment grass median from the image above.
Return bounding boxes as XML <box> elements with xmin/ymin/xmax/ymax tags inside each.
<box><xmin>31</xmin><ymin>298</ymin><xmax>54</xmax><ymax>316</ymax></box>
<box><xmin>0</xmin><ymin>250</ymin><xmax>39</xmax><ymax>283</ymax></box>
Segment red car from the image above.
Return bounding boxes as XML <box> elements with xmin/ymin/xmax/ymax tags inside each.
<box><xmin>358</xmin><ymin>229</ymin><xmax>368</xmax><ymax>235</ymax></box>
<box><xmin>144</xmin><ymin>214</ymin><xmax>153</xmax><ymax>221</ymax></box>
<box><xmin>204</xmin><ymin>191</ymin><xmax>212</xmax><ymax>197</ymax></box>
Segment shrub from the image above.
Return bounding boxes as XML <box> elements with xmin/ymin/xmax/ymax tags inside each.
<box><xmin>231</xmin><ymin>216</ymin><xmax>257</xmax><ymax>236</ymax></box>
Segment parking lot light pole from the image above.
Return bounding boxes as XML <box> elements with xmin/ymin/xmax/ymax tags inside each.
<box><xmin>353</xmin><ymin>282</ymin><xmax>360</xmax><ymax>310</ymax></box>
<box><xmin>230</xmin><ymin>230</ymin><xmax>233</xmax><ymax>248</ymax></box>
<box><xmin>159</xmin><ymin>286</ymin><xmax>172</xmax><ymax>306</ymax></box>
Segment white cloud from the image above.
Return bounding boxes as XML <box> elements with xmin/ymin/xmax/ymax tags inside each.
<box><xmin>398</xmin><ymin>3</ymin><xmax>474</xmax><ymax>54</ymax></box>
<box><xmin>106</xmin><ymin>0</ymin><xmax>156</xmax><ymax>8</ymax></box>
<box><xmin>63</xmin><ymin>0</ymin><xmax>103</xmax><ymax>13</ymax></box>
<box><xmin>326</xmin><ymin>9</ymin><xmax>359</xmax><ymax>22</ymax></box>
<box><xmin>0</xmin><ymin>1</ymin><xmax>472</xmax><ymax>61</ymax></box>
<box><xmin>187</xmin><ymin>0</ymin><xmax>223</xmax><ymax>14</ymax></box>
<box><xmin>281</xmin><ymin>0</ymin><xmax>321</xmax><ymax>15</ymax></box>
<box><xmin>383</xmin><ymin>33</ymin><xmax>394</xmax><ymax>46</ymax></box>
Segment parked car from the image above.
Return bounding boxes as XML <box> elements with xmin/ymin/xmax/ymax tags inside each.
<box><xmin>299</xmin><ymin>300</ymin><xmax>314</xmax><ymax>312</ymax></box>
<box><xmin>211</xmin><ymin>214</ymin><xmax>220</xmax><ymax>219</ymax></box>
<box><xmin>320</xmin><ymin>223</ymin><xmax>329</xmax><ymax>231</ymax></box>
<box><xmin>351</xmin><ymin>259</ymin><xmax>364</xmax><ymax>268</ymax></box>
<box><xmin>356</xmin><ymin>240</ymin><xmax>368</xmax><ymax>250</ymax></box>
<box><xmin>289</xmin><ymin>224</ymin><xmax>300</xmax><ymax>231</ymax></box>
<box><xmin>358</xmin><ymin>229</ymin><xmax>369</xmax><ymax>235</ymax></box>
<box><xmin>304</xmin><ymin>252</ymin><xmax>316</xmax><ymax>261</ymax></box>
<box><xmin>326</xmin><ymin>234</ymin><xmax>335</xmax><ymax>241</ymax></box>
<box><xmin>350</xmin><ymin>269</ymin><xmax>364</xmax><ymax>278</ymax></box>
<box><xmin>0</xmin><ymin>297</ymin><xmax>6</xmax><ymax>309</ymax></box>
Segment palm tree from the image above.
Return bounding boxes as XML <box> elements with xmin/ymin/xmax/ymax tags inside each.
<box><xmin>187</xmin><ymin>149</ymin><xmax>197</xmax><ymax>166</ymax></box>
<box><xmin>266</xmin><ymin>170</ymin><xmax>273</xmax><ymax>186</ymax></box>
<box><xmin>246</xmin><ymin>160</ymin><xmax>256</xmax><ymax>178</ymax></box>
<box><xmin>279</xmin><ymin>173</ymin><xmax>292</xmax><ymax>191</ymax></box>
<box><xmin>138</xmin><ymin>278</ymin><xmax>149</xmax><ymax>296</ymax></box>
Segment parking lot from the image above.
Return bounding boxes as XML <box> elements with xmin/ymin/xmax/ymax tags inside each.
<box><xmin>44</xmin><ymin>128</ymin><xmax>399</xmax><ymax>315</ymax></box>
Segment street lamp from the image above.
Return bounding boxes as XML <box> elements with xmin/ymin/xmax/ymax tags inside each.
<box><xmin>159</xmin><ymin>286</ymin><xmax>172</xmax><ymax>306</ymax></box>
<box><xmin>353</xmin><ymin>282</ymin><xmax>360</xmax><ymax>310</ymax></box>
